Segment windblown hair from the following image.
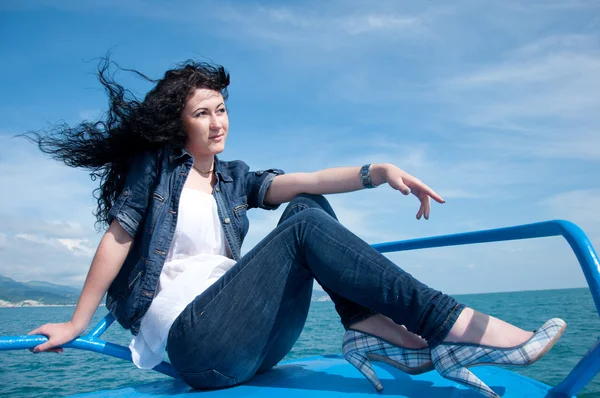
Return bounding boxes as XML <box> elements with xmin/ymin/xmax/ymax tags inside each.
<box><xmin>22</xmin><ymin>57</ymin><xmax>230</xmax><ymax>230</ymax></box>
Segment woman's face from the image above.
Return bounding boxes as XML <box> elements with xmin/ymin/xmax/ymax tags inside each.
<box><xmin>181</xmin><ymin>88</ymin><xmax>229</xmax><ymax>156</ymax></box>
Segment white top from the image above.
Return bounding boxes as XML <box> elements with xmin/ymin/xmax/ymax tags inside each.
<box><xmin>129</xmin><ymin>188</ymin><xmax>237</xmax><ymax>369</ymax></box>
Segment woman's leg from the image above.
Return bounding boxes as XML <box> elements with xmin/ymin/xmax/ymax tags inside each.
<box><xmin>260</xmin><ymin>195</ymin><xmax>427</xmax><ymax>367</ymax></box>
<box><xmin>277</xmin><ymin>196</ymin><xmax>531</xmax><ymax>349</ymax></box>
<box><xmin>350</xmin><ymin>314</ymin><xmax>428</xmax><ymax>349</ymax></box>
<box><xmin>167</xmin><ymin>194</ymin><xmax>465</xmax><ymax>389</ymax></box>
<box><xmin>276</xmin><ymin>194</ymin><xmax>395</xmax><ymax>331</ymax></box>
<box><xmin>444</xmin><ymin>307</ymin><xmax>533</xmax><ymax>346</ymax></box>
<box><xmin>257</xmin><ymin>193</ymin><xmax>371</xmax><ymax>373</ymax></box>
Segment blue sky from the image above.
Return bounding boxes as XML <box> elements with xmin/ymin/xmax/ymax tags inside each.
<box><xmin>0</xmin><ymin>1</ymin><xmax>599</xmax><ymax>294</ymax></box>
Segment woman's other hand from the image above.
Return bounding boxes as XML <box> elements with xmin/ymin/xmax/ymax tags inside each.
<box><xmin>27</xmin><ymin>321</ymin><xmax>83</xmax><ymax>353</ymax></box>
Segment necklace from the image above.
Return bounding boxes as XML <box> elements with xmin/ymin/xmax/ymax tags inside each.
<box><xmin>193</xmin><ymin>163</ymin><xmax>214</xmax><ymax>175</ymax></box>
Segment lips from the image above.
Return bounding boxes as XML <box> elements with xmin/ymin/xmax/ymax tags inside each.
<box><xmin>209</xmin><ymin>134</ymin><xmax>223</xmax><ymax>139</ymax></box>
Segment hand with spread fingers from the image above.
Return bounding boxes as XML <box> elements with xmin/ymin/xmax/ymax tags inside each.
<box><xmin>383</xmin><ymin>165</ymin><xmax>445</xmax><ymax>220</ymax></box>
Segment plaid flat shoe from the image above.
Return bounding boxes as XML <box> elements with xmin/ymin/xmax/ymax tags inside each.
<box><xmin>342</xmin><ymin>329</ymin><xmax>433</xmax><ymax>392</ymax></box>
<box><xmin>431</xmin><ymin>318</ymin><xmax>567</xmax><ymax>398</ymax></box>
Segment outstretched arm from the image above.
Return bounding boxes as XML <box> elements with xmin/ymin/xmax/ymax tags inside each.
<box><xmin>264</xmin><ymin>163</ymin><xmax>445</xmax><ymax>220</ymax></box>
<box><xmin>27</xmin><ymin>220</ymin><xmax>133</xmax><ymax>353</ymax></box>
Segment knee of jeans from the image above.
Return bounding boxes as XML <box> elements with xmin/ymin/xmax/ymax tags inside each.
<box><xmin>180</xmin><ymin>368</ymin><xmax>238</xmax><ymax>390</ymax></box>
<box><xmin>293</xmin><ymin>207</ymin><xmax>329</xmax><ymax>224</ymax></box>
<box><xmin>291</xmin><ymin>193</ymin><xmax>324</xmax><ymax>201</ymax></box>
<box><xmin>290</xmin><ymin>194</ymin><xmax>337</xmax><ymax>218</ymax></box>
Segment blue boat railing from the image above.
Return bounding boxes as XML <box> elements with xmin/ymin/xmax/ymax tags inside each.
<box><xmin>0</xmin><ymin>219</ymin><xmax>598</xmax><ymax>396</ymax></box>
<box><xmin>0</xmin><ymin>311</ymin><xmax>178</xmax><ymax>378</ymax></box>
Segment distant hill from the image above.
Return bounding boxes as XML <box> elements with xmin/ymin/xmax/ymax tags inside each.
<box><xmin>0</xmin><ymin>276</ymin><xmax>81</xmax><ymax>305</ymax></box>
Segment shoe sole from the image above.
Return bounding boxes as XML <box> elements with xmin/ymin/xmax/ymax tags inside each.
<box><xmin>367</xmin><ymin>353</ymin><xmax>434</xmax><ymax>375</ymax></box>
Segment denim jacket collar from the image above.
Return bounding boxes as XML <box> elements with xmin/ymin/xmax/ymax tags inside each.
<box><xmin>167</xmin><ymin>146</ymin><xmax>189</xmax><ymax>163</ymax></box>
<box><xmin>167</xmin><ymin>147</ymin><xmax>233</xmax><ymax>182</ymax></box>
<box><xmin>214</xmin><ymin>155</ymin><xmax>234</xmax><ymax>182</ymax></box>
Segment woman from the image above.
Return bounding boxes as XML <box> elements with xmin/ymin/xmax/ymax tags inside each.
<box><xmin>26</xmin><ymin>59</ymin><xmax>565</xmax><ymax>398</ymax></box>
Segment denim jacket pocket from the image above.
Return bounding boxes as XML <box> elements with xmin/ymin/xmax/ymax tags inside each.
<box><xmin>127</xmin><ymin>257</ymin><xmax>146</xmax><ymax>290</ymax></box>
<box><xmin>231</xmin><ymin>197</ymin><xmax>249</xmax><ymax>236</ymax></box>
<box><xmin>232</xmin><ymin>197</ymin><xmax>248</xmax><ymax>217</ymax></box>
<box><xmin>145</xmin><ymin>190</ymin><xmax>167</xmax><ymax>232</ymax></box>
<box><xmin>125</xmin><ymin>261</ymin><xmax>145</xmax><ymax>322</ymax></box>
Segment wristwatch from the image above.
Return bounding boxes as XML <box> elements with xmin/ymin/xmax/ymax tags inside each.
<box><xmin>360</xmin><ymin>164</ymin><xmax>377</xmax><ymax>189</ymax></box>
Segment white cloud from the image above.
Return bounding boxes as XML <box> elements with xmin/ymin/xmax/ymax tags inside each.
<box><xmin>0</xmin><ymin>136</ymin><xmax>97</xmax><ymax>218</ymax></box>
<box><xmin>383</xmin><ymin>231</ymin><xmax>587</xmax><ymax>295</ymax></box>
<box><xmin>433</xmin><ymin>34</ymin><xmax>600</xmax><ymax>161</ymax></box>
<box><xmin>509</xmin><ymin>33</ymin><xmax>599</xmax><ymax>58</ymax></box>
<box><xmin>14</xmin><ymin>234</ymin><xmax>96</xmax><ymax>259</ymax></box>
<box><xmin>214</xmin><ymin>4</ymin><xmax>430</xmax><ymax>42</ymax></box>
<box><xmin>57</xmin><ymin>238</ymin><xmax>96</xmax><ymax>256</ymax></box>
<box><xmin>342</xmin><ymin>15</ymin><xmax>421</xmax><ymax>35</ymax></box>
<box><xmin>441</xmin><ymin>53</ymin><xmax>600</xmax><ymax>123</ymax></box>
<box><xmin>541</xmin><ymin>189</ymin><xmax>600</xmax><ymax>238</ymax></box>
<box><xmin>2</xmin><ymin>231</ymin><xmax>97</xmax><ymax>287</ymax></box>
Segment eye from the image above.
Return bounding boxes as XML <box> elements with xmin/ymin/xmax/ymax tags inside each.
<box><xmin>195</xmin><ymin>111</ymin><xmax>207</xmax><ymax>117</ymax></box>
<box><xmin>217</xmin><ymin>107</ymin><xmax>227</xmax><ymax>114</ymax></box>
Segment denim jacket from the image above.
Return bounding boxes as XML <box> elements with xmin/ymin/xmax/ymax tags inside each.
<box><xmin>105</xmin><ymin>147</ymin><xmax>284</xmax><ymax>335</ymax></box>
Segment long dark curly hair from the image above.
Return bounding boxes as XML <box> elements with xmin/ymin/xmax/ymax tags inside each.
<box><xmin>22</xmin><ymin>57</ymin><xmax>230</xmax><ymax>230</ymax></box>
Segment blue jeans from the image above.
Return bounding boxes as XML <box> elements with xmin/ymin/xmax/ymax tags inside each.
<box><xmin>167</xmin><ymin>194</ymin><xmax>464</xmax><ymax>389</ymax></box>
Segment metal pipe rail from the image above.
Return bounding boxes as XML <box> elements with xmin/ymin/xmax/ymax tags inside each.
<box><xmin>0</xmin><ymin>312</ymin><xmax>178</xmax><ymax>378</ymax></box>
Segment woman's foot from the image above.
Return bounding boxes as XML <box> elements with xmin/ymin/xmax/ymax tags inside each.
<box><xmin>349</xmin><ymin>314</ymin><xmax>428</xmax><ymax>349</ymax></box>
<box><xmin>444</xmin><ymin>307</ymin><xmax>533</xmax><ymax>347</ymax></box>
<box><xmin>433</xmin><ymin>309</ymin><xmax>566</xmax><ymax>398</ymax></box>
<box><xmin>344</xmin><ymin>315</ymin><xmax>433</xmax><ymax>392</ymax></box>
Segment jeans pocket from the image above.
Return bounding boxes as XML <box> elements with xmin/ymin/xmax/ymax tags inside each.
<box><xmin>181</xmin><ymin>369</ymin><xmax>237</xmax><ymax>389</ymax></box>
